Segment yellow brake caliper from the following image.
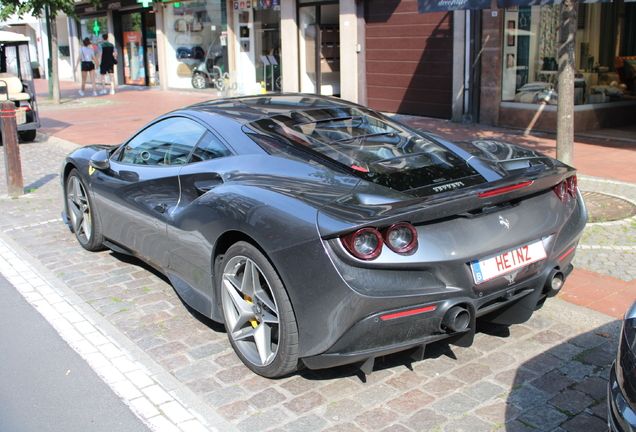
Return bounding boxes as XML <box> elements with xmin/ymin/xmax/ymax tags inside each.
<box><xmin>244</xmin><ymin>295</ymin><xmax>259</xmax><ymax>328</ymax></box>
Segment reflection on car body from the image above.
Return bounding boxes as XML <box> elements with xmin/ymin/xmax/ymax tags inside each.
<box><xmin>609</xmin><ymin>300</ymin><xmax>636</xmax><ymax>432</ymax></box>
<box><xmin>61</xmin><ymin>94</ymin><xmax>587</xmax><ymax>378</ymax></box>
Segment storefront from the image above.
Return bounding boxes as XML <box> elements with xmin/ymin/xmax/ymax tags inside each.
<box><xmin>75</xmin><ymin>0</ymin><xmax>158</xmax><ymax>88</ymax></box>
<box><xmin>496</xmin><ymin>0</ymin><xmax>636</xmax><ymax>131</ymax></box>
<box><xmin>71</xmin><ymin>0</ymin><xmax>364</xmax><ymax>101</ymax></box>
<box><xmin>501</xmin><ymin>1</ymin><xmax>636</xmax><ymax>106</ymax></box>
<box><xmin>161</xmin><ymin>0</ymin><xmax>282</xmax><ymax>93</ymax></box>
<box><xmin>162</xmin><ymin>0</ymin><xmax>228</xmax><ymax>90</ymax></box>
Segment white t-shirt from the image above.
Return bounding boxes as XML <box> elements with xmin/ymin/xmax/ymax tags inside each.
<box><xmin>80</xmin><ymin>46</ymin><xmax>94</xmax><ymax>62</ymax></box>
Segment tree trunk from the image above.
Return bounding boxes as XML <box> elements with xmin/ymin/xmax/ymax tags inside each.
<box><xmin>50</xmin><ymin>15</ymin><xmax>61</xmax><ymax>105</ymax></box>
<box><xmin>556</xmin><ymin>0</ymin><xmax>578</xmax><ymax>166</ymax></box>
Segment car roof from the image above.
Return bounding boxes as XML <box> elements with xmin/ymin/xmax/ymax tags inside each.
<box><xmin>183</xmin><ymin>93</ymin><xmax>365</xmax><ymax>125</ymax></box>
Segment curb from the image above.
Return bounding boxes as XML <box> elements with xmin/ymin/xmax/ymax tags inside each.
<box><xmin>0</xmin><ymin>229</ymin><xmax>239</xmax><ymax>432</ymax></box>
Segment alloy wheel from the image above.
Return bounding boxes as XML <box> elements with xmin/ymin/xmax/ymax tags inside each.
<box><xmin>221</xmin><ymin>255</ymin><xmax>280</xmax><ymax>366</ymax></box>
<box><xmin>67</xmin><ymin>175</ymin><xmax>92</xmax><ymax>244</ymax></box>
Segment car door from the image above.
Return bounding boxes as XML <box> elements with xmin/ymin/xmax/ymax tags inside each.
<box><xmin>166</xmin><ymin>130</ymin><xmax>235</xmax><ymax>302</ymax></box>
<box><xmin>91</xmin><ymin>116</ymin><xmax>207</xmax><ymax>268</ymax></box>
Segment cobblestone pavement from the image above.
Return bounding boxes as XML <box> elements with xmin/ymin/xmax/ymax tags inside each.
<box><xmin>575</xmin><ymin>176</ymin><xmax>636</xmax><ymax>282</ymax></box>
<box><xmin>0</xmin><ymin>138</ymin><xmax>627</xmax><ymax>431</ymax></box>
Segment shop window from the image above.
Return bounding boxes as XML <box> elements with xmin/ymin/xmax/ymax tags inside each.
<box><xmin>501</xmin><ymin>3</ymin><xmax>635</xmax><ymax>106</ymax></box>
<box><xmin>163</xmin><ymin>0</ymin><xmax>227</xmax><ymax>90</ymax></box>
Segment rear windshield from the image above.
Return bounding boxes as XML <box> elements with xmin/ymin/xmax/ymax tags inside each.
<box><xmin>245</xmin><ymin>107</ymin><xmax>480</xmax><ymax>192</ymax></box>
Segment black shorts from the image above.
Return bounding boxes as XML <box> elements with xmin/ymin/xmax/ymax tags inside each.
<box><xmin>81</xmin><ymin>61</ymin><xmax>95</xmax><ymax>72</ymax></box>
<box><xmin>100</xmin><ymin>64</ymin><xmax>114</xmax><ymax>75</ymax></box>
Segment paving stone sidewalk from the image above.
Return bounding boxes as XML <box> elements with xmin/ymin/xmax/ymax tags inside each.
<box><xmin>574</xmin><ymin>176</ymin><xmax>636</xmax><ymax>282</ymax></box>
<box><xmin>0</xmin><ymin>137</ymin><xmax>627</xmax><ymax>432</ymax></box>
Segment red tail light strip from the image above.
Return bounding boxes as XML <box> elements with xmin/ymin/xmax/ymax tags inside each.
<box><xmin>380</xmin><ymin>305</ymin><xmax>436</xmax><ymax>321</ymax></box>
<box><xmin>478</xmin><ymin>181</ymin><xmax>533</xmax><ymax>198</ymax></box>
<box><xmin>558</xmin><ymin>245</ymin><xmax>576</xmax><ymax>261</ymax></box>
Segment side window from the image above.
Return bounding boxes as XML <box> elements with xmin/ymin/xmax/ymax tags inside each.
<box><xmin>119</xmin><ymin>117</ymin><xmax>206</xmax><ymax>165</ymax></box>
<box><xmin>190</xmin><ymin>132</ymin><xmax>232</xmax><ymax>163</ymax></box>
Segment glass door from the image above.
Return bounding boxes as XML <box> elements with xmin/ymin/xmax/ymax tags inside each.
<box><xmin>298</xmin><ymin>3</ymin><xmax>339</xmax><ymax>96</ymax></box>
<box><xmin>121</xmin><ymin>12</ymin><xmax>146</xmax><ymax>85</ymax></box>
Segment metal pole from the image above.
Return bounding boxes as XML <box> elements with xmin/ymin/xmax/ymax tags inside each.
<box><xmin>46</xmin><ymin>5</ymin><xmax>53</xmax><ymax>97</ymax></box>
<box><xmin>1</xmin><ymin>102</ymin><xmax>24</xmax><ymax>197</ymax></box>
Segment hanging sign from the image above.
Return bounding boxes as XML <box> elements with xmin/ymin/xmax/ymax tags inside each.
<box><xmin>418</xmin><ymin>0</ymin><xmax>491</xmax><ymax>12</ymax></box>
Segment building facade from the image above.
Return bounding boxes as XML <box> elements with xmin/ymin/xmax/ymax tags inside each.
<box><xmin>66</xmin><ymin>0</ymin><xmax>636</xmax><ymax>132</ymax></box>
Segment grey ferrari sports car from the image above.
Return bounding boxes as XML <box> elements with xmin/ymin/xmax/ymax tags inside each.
<box><xmin>61</xmin><ymin>94</ymin><xmax>587</xmax><ymax>378</ymax></box>
<box><xmin>608</xmin><ymin>300</ymin><xmax>636</xmax><ymax>431</ymax></box>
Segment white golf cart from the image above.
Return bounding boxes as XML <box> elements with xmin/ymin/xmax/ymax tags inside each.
<box><xmin>0</xmin><ymin>30</ymin><xmax>40</xmax><ymax>142</ymax></box>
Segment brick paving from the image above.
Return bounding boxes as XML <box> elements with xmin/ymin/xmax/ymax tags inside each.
<box><xmin>0</xmin><ymin>79</ymin><xmax>635</xmax><ymax>431</ymax></box>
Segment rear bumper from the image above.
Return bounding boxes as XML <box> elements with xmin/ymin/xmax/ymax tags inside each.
<box><xmin>302</xmin><ymin>261</ymin><xmax>571</xmax><ymax>370</ymax></box>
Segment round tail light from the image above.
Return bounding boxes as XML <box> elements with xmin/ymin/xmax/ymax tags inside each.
<box><xmin>566</xmin><ymin>175</ymin><xmax>578</xmax><ymax>198</ymax></box>
<box><xmin>341</xmin><ymin>228</ymin><xmax>383</xmax><ymax>260</ymax></box>
<box><xmin>384</xmin><ymin>223</ymin><xmax>418</xmax><ymax>253</ymax></box>
<box><xmin>554</xmin><ymin>181</ymin><xmax>567</xmax><ymax>202</ymax></box>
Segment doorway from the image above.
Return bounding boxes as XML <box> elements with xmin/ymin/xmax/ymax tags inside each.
<box><xmin>298</xmin><ymin>2</ymin><xmax>340</xmax><ymax>96</ymax></box>
<box><xmin>119</xmin><ymin>10</ymin><xmax>156</xmax><ymax>86</ymax></box>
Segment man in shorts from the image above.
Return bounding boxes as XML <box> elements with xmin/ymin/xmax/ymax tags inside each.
<box><xmin>98</xmin><ymin>34</ymin><xmax>117</xmax><ymax>95</ymax></box>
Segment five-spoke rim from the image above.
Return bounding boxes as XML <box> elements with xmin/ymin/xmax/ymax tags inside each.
<box><xmin>67</xmin><ymin>176</ymin><xmax>92</xmax><ymax>243</ymax></box>
<box><xmin>222</xmin><ymin>255</ymin><xmax>280</xmax><ymax>367</ymax></box>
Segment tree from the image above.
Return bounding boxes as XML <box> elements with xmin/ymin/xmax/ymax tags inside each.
<box><xmin>556</xmin><ymin>0</ymin><xmax>578</xmax><ymax>166</ymax></box>
<box><xmin>0</xmin><ymin>0</ymin><xmax>99</xmax><ymax>105</ymax></box>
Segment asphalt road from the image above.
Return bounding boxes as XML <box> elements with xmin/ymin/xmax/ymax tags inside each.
<box><xmin>0</xmin><ymin>272</ymin><xmax>151</xmax><ymax>432</ymax></box>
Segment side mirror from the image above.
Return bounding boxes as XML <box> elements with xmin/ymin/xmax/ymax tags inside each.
<box><xmin>90</xmin><ymin>149</ymin><xmax>111</xmax><ymax>171</ymax></box>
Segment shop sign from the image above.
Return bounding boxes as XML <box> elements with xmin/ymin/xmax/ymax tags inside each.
<box><xmin>418</xmin><ymin>0</ymin><xmax>490</xmax><ymax>12</ymax></box>
<box><xmin>419</xmin><ymin>0</ymin><xmax>611</xmax><ymax>10</ymax></box>
<box><xmin>79</xmin><ymin>0</ymin><xmax>139</xmax><ymax>15</ymax></box>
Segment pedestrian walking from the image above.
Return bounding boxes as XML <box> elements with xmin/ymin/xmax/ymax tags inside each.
<box><xmin>98</xmin><ymin>34</ymin><xmax>118</xmax><ymax>95</ymax></box>
<box><xmin>75</xmin><ymin>37</ymin><xmax>97</xmax><ymax>97</ymax></box>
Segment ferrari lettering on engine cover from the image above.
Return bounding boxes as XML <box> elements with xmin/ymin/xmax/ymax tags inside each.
<box><xmin>433</xmin><ymin>181</ymin><xmax>465</xmax><ymax>193</ymax></box>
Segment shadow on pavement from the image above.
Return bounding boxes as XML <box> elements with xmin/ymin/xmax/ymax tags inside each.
<box><xmin>24</xmin><ymin>173</ymin><xmax>58</xmax><ymax>191</ymax></box>
<box><xmin>504</xmin><ymin>319</ymin><xmax>619</xmax><ymax>431</ymax></box>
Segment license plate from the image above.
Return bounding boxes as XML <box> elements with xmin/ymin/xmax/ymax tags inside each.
<box><xmin>471</xmin><ymin>240</ymin><xmax>547</xmax><ymax>284</ymax></box>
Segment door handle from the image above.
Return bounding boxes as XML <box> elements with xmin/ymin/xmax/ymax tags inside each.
<box><xmin>195</xmin><ymin>176</ymin><xmax>223</xmax><ymax>194</ymax></box>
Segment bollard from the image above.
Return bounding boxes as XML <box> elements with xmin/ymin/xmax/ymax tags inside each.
<box><xmin>1</xmin><ymin>101</ymin><xmax>24</xmax><ymax>196</ymax></box>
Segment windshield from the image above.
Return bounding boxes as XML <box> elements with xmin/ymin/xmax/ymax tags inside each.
<box><xmin>245</xmin><ymin>107</ymin><xmax>481</xmax><ymax>193</ymax></box>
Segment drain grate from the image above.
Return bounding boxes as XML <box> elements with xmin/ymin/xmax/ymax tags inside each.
<box><xmin>580</xmin><ymin>191</ymin><xmax>636</xmax><ymax>223</ymax></box>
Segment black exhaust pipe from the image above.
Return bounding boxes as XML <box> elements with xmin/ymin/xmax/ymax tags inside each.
<box><xmin>442</xmin><ymin>306</ymin><xmax>470</xmax><ymax>333</ymax></box>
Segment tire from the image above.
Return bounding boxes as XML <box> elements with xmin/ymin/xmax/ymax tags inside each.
<box><xmin>275</xmin><ymin>75</ymin><xmax>282</xmax><ymax>91</ymax></box>
<box><xmin>219</xmin><ymin>242</ymin><xmax>299</xmax><ymax>378</ymax></box>
<box><xmin>192</xmin><ymin>73</ymin><xmax>207</xmax><ymax>89</ymax></box>
<box><xmin>214</xmin><ymin>77</ymin><xmax>226</xmax><ymax>91</ymax></box>
<box><xmin>65</xmin><ymin>168</ymin><xmax>105</xmax><ymax>251</ymax></box>
<box><xmin>18</xmin><ymin>129</ymin><xmax>37</xmax><ymax>142</ymax></box>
